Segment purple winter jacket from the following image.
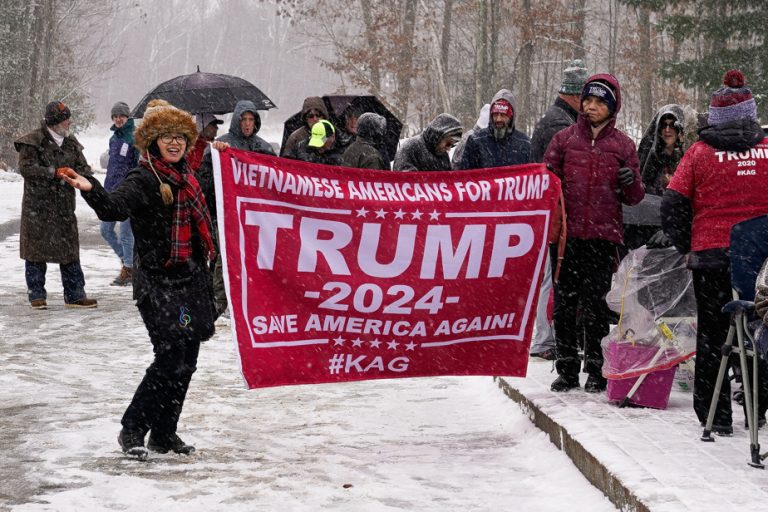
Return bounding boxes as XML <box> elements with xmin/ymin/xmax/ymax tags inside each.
<box><xmin>543</xmin><ymin>73</ymin><xmax>644</xmax><ymax>245</ymax></box>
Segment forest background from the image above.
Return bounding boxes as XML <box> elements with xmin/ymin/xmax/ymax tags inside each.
<box><xmin>0</xmin><ymin>0</ymin><xmax>765</xmax><ymax>165</ymax></box>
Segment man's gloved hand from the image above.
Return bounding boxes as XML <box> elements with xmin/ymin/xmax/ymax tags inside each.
<box><xmin>646</xmin><ymin>229</ymin><xmax>672</xmax><ymax>249</ymax></box>
<box><xmin>55</xmin><ymin>167</ymin><xmax>77</xmax><ymax>180</ymax></box>
<box><xmin>618</xmin><ymin>167</ymin><xmax>635</xmax><ymax>186</ymax></box>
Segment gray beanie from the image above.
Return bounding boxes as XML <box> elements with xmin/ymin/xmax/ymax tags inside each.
<box><xmin>111</xmin><ymin>101</ymin><xmax>130</xmax><ymax>118</ymax></box>
<box><xmin>559</xmin><ymin>60</ymin><xmax>589</xmax><ymax>95</ymax></box>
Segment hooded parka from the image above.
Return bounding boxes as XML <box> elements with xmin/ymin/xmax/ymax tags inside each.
<box><xmin>281</xmin><ymin>97</ymin><xmax>330</xmax><ymax>158</ymax></box>
<box><xmin>456</xmin><ymin>89</ymin><xmax>531</xmax><ymax>170</ymax></box>
<box><xmin>393</xmin><ymin>114</ymin><xmax>462</xmax><ymax>172</ymax></box>
<box><xmin>544</xmin><ymin>73</ymin><xmax>644</xmax><ymax>245</ymax></box>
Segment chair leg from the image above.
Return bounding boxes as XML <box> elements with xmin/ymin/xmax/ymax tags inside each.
<box><xmin>740</xmin><ymin>318</ymin><xmax>765</xmax><ymax>468</ymax></box>
<box><xmin>702</xmin><ymin>325</ymin><xmax>735</xmax><ymax>442</ymax></box>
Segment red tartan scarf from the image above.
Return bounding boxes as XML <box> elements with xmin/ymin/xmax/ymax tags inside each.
<box><xmin>140</xmin><ymin>154</ymin><xmax>216</xmax><ymax>266</ymax></box>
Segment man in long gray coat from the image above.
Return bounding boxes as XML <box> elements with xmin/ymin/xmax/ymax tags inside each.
<box><xmin>14</xmin><ymin>101</ymin><xmax>97</xmax><ymax>309</ymax></box>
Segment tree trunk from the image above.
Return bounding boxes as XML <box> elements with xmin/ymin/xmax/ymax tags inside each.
<box><xmin>518</xmin><ymin>0</ymin><xmax>534</xmax><ymax>133</ymax></box>
<box><xmin>637</xmin><ymin>5</ymin><xmax>653</xmax><ymax>127</ymax></box>
<box><xmin>440</xmin><ymin>0</ymin><xmax>453</xmax><ymax>80</ymax></box>
<box><xmin>360</xmin><ymin>0</ymin><xmax>381</xmax><ymax>92</ymax></box>
<box><xmin>488</xmin><ymin>0</ymin><xmax>498</xmax><ymax>96</ymax></box>
<box><xmin>573</xmin><ymin>0</ymin><xmax>587</xmax><ymax>60</ymax></box>
<box><xmin>395</xmin><ymin>0</ymin><xmax>417</xmax><ymax>123</ymax></box>
<box><xmin>39</xmin><ymin>0</ymin><xmax>56</xmax><ymax>108</ymax></box>
<box><xmin>474</xmin><ymin>0</ymin><xmax>488</xmax><ymax>112</ymax></box>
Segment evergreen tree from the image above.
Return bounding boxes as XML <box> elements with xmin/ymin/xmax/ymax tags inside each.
<box><xmin>655</xmin><ymin>0</ymin><xmax>768</xmax><ymax>119</ymax></box>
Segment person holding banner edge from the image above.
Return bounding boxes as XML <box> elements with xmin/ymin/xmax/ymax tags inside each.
<box><xmin>56</xmin><ymin>99</ymin><xmax>219</xmax><ymax>460</ymax></box>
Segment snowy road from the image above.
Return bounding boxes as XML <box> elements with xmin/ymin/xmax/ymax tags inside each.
<box><xmin>0</xmin><ymin>171</ymin><xmax>616</xmax><ymax>511</ymax></box>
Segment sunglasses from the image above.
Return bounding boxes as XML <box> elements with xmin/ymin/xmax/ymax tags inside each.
<box><xmin>660</xmin><ymin>120</ymin><xmax>677</xmax><ymax>130</ymax></box>
<box><xmin>306</xmin><ymin>111</ymin><xmax>324</xmax><ymax>120</ymax></box>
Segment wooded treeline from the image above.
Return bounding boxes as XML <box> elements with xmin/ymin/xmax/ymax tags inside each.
<box><xmin>278</xmin><ymin>0</ymin><xmax>768</xmax><ymax>137</ymax></box>
<box><xmin>0</xmin><ymin>0</ymin><xmax>121</xmax><ymax>165</ymax></box>
<box><xmin>0</xmin><ymin>0</ymin><xmax>765</xmax><ymax>164</ymax></box>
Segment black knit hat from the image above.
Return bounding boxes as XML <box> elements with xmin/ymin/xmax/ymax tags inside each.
<box><xmin>44</xmin><ymin>101</ymin><xmax>71</xmax><ymax>126</ymax></box>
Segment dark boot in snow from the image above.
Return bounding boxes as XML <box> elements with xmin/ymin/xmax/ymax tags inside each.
<box><xmin>118</xmin><ymin>428</ymin><xmax>148</xmax><ymax>460</ymax></box>
<box><xmin>551</xmin><ymin>374</ymin><xmax>579</xmax><ymax>392</ymax></box>
<box><xmin>584</xmin><ymin>373</ymin><xmax>607</xmax><ymax>393</ymax></box>
<box><xmin>147</xmin><ymin>432</ymin><xmax>195</xmax><ymax>455</ymax></box>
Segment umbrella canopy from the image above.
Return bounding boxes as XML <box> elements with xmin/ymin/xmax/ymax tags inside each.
<box><xmin>131</xmin><ymin>69</ymin><xmax>276</xmax><ymax>118</ymax></box>
<box><xmin>281</xmin><ymin>95</ymin><xmax>402</xmax><ymax>163</ymax></box>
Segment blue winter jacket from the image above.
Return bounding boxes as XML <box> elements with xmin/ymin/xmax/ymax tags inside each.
<box><xmin>456</xmin><ymin>89</ymin><xmax>531</xmax><ymax>170</ymax></box>
<box><xmin>456</xmin><ymin>126</ymin><xmax>531</xmax><ymax>170</ymax></box>
<box><xmin>105</xmin><ymin>118</ymin><xmax>138</xmax><ymax>191</ymax></box>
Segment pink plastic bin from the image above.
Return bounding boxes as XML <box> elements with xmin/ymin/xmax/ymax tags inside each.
<box><xmin>605</xmin><ymin>341</ymin><xmax>677</xmax><ymax>410</ymax></box>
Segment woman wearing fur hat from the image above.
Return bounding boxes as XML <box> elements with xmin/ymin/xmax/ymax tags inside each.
<box><xmin>57</xmin><ymin>99</ymin><xmax>218</xmax><ymax>460</ymax></box>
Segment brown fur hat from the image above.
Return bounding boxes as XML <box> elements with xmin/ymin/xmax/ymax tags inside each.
<box><xmin>134</xmin><ymin>99</ymin><xmax>198</xmax><ymax>155</ymax></box>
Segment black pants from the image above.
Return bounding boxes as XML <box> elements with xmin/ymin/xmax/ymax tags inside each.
<box><xmin>121</xmin><ymin>272</ymin><xmax>214</xmax><ymax>436</ymax></box>
<box><xmin>692</xmin><ymin>268</ymin><xmax>768</xmax><ymax>427</ymax></box>
<box><xmin>553</xmin><ymin>238</ymin><xmax>617</xmax><ymax>378</ymax></box>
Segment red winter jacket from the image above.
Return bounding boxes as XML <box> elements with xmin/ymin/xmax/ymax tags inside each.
<box><xmin>544</xmin><ymin>74</ymin><xmax>643</xmax><ymax>245</ymax></box>
<box><xmin>667</xmin><ymin>137</ymin><xmax>768</xmax><ymax>251</ymax></box>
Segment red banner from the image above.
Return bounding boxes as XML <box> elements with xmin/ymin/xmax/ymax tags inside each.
<box><xmin>212</xmin><ymin>148</ymin><xmax>560</xmax><ymax>388</ymax></box>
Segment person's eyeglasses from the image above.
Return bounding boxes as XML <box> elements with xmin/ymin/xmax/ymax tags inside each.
<box><xmin>660</xmin><ymin>120</ymin><xmax>677</xmax><ymax>130</ymax></box>
<box><xmin>159</xmin><ymin>134</ymin><xmax>187</xmax><ymax>144</ymax></box>
<box><xmin>306</xmin><ymin>112</ymin><xmax>323</xmax><ymax>120</ymax></box>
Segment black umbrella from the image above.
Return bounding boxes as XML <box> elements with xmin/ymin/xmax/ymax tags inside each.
<box><xmin>281</xmin><ymin>95</ymin><xmax>402</xmax><ymax>163</ymax></box>
<box><xmin>131</xmin><ymin>68</ymin><xmax>277</xmax><ymax>118</ymax></box>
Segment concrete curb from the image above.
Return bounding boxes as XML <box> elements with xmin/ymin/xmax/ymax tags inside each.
<box><xmin>495</xmin><ymin>376</ymin><xmax>651</xmax><ymax>512</ymax></box>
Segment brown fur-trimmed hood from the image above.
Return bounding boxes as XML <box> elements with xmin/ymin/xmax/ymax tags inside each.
<box><xmin>134</xmin><ymin>99</ymin><xmax>198</xmax><ymax>155</ymax></box>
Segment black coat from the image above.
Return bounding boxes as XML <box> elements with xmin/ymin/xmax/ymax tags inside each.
<box><xmin>81</xmin><ymin>164</ymin><xmax>213</xmax><ymax>302</ymax></box>
<box><xmin>292</xmin><ymin>140</ymin><xmax>344</xmax><ymax>166</ymax></box>
<box><xmin>341</xmin><ymin>136</ymin><xmax>388</xmax><ymax>170</ymax></box>
<box><xmin>393</xmin><ymin>113</ymin><xmax>462</xmax><ymax>172</ymax></box>
<box><xmin>456</xmin><ymin>126</ymin><xmax>531</xmax><ymax>170</ymax></box>
<box><xmin>529</xmin><ymin>97</ymin><xmax>578</xmax><ymax>163</ymax></box>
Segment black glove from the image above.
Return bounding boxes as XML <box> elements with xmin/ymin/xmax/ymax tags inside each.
<box><xmin>646</xmin><ymin>230</ymin><xmax>672</xmax><ymax>249</ymax></box>
<box><xmin>618</xmin><ymin>167</ymin><xmax>635</xmax><ymax>186</ymax></box>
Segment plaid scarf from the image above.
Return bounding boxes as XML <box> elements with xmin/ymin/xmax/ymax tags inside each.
<box><xmin>140</xmin><ymin>154</ymin><xmax>216</xmax><ymax>266</ymax></box>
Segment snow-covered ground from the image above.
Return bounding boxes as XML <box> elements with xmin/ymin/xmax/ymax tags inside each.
<box><xmin>0</xmin><ymin>126</ymin><xmax>616</xmax><ymax>511</ymax></box>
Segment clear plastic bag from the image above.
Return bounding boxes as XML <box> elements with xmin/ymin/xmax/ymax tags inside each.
<box><xmin>602</xmin><ymin>246</ymin><xmax>697</xmax><ymax>379</ymax></box>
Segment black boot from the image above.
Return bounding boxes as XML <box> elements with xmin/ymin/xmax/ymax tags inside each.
<box><xmin>118</xmin><ymin>428</ymin><xmax>148</xmax><ymax>460</ymax></box>
<box><xmin>584</xmin><ymin>373</ymin><xmax>607</xmax><ymax>393</ymax></box>
<box><xmin>147</xmin><ymin>432</ymin><xmax>195</xmax><ymax>455</ymax></box>
<box><xmin>551</xmin><ymin>374</ymin><xmax>579</xmax><ymax>392</ymax></box>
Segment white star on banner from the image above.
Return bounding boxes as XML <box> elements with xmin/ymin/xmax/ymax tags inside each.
<box><xmin>375</xmin><ymin>208</ymin><xmax>387</xmax><ymax>219</ymax></box>
<box><xmin>405</xmin><ymin>342</ymin><xmax>417</xmax><ymax>351</ymax></box>
<box><xmin>411</xmin><ymin>209</ymin><xmax>423</xmax><ymax>220</ymax></box>
<box><xmin>429</xmin><ymin>210</ymin><xmax>440</xmax><ymax>220</ymax></box>
<box><xmin>387</xmin><ymin>340</ymin><xmax>399</xmax><ymax>350</ymax></box>
<box><xmin>393</xmin><ymin>209</ymin><xmax>406</xmax><ymax>219</ymax></box>
<box><xmin>333</xmin><ymin>337</ymin><xmax>345</xmax><ymax>346</ymax></box>
<box><xmin>356</xmin><ymin>207</ymin><xmax>369</xmax><ymax>217</ymax></box>
<box><xmin>352</xmin><ymin>337</ymin><xmax>364</xmax><ymax>347</ymax></box>
<box><xmin>370</xmin><ymin>338</ymin><xmax>382</xmax><ymax>348</ymax></box>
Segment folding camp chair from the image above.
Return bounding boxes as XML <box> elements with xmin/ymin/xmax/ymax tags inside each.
<box><xmin>701</xmin><ymin>214</ymin><xmax>768</xmax><ymax>469</ymax></box>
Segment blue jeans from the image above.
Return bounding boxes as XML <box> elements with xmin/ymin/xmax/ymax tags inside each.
<box><xmin>25</xmin><ymin>260</ymin><xmax>86</xmax><ymax>303</ymax></box>
<box><xmin>100</xmin><ymin>220</ymin><xmax>134</xmax><ymax>267</ymax></box>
